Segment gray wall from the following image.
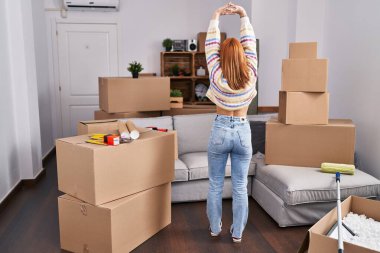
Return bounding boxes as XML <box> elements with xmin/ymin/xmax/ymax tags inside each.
<box><xmin>0</xmin><ymin>0</ymin><xmax>21</xmax><ymax>202</ymax></box>
<box><xmin>33</xmin><ymin>0</ymin><xmax>54</xmax><ymax>157</ymax></box>
<box><xmin>323</xmin><ymin>0</ymin><xmax>380</xmax><ymax>178</ymax></box>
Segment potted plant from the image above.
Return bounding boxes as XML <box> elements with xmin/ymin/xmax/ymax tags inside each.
<box><xmin>127</xmin><ymin>61</ymin><xmax>144</xmax><ymax>78</ymax></box>
<box><xmin>162</xmin><ymin>38</ymin><xmax>173</xmax><ymax>52</ymax></box>
<box><xmin>170</xmin><ymin>89</ymin><xmax>183</xmax><ymax>109</ymax></box>
<box><xmin>171</xmin><ymin>64</ymin><xmax>180</xmax><ymax>76</ymax></box>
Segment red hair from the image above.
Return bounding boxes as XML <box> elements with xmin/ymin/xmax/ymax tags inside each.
<box><xmin>220</xmin><ymin>38</ymin><xmax>250</xmax><ymax>90</ymax></box>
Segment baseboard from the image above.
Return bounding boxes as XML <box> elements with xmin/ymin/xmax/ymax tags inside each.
<box><xmin>0</xmin><ymin>148</ymin><xmax>56</xmax><ymax>212</ymax></box>
<box><xmin>23</xmin><ymin>167</ymin><xmax>46</xmax><ymax>187</ymax></box>
<box><xmin>258</xmin><ymin>106</ymin><xmax>279</xmax><ymax>113</ymax></box>
<box><xmin>43</xmin><ymin>146</ymin><xmax>56</xmax><ymax>168</ymax></box>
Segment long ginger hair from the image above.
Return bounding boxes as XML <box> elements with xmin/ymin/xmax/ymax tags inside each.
<box><xmin>220</xmin><ymin>38</ymin><xmax>250</xmax><ymax>90</ymax></box>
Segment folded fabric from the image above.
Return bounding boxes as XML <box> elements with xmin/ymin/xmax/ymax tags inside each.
<box><xmin>321</xmin><ymin>162</ymin><xmax>355</xmax><ymax>175</ymax></box>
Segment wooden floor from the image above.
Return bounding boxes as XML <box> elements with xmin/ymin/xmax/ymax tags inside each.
<box><xmin>0</xmin><ymin>154</ymin><xmax>309</xmax><ymax>253</ymax></box>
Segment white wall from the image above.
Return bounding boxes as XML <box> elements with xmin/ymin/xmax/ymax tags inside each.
<box><xmin>0</xmin><ymin>0</ymin><xmax>44</xmax><ymax>203</ymax></box>
<box><xmin>323</xmin><ymin>0</ymin><xmax>380</xmax><ymax>178</ymax></box>
<box><xmin>252</xmin><ymin>0</ymin><xmax>298</xmax><ymax>106</ymax></box>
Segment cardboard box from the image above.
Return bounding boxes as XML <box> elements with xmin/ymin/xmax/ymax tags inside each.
<box><xmin>59</xmin><ymin>183</ymin><xmax>171</xmax><ymax>253</ymax></box>
<box><xmin>289</xmin><ymin>42</ymin><xmax>317</xmax><ymax>59</ymax></box>
<box><xmin>282</xmin><ymin>59</ymin><xmax>328</xmax><ymax>92</ymax></box>
<box><xmin>278</xmin><ymin>91</ymin><xmax>329</xmax><ymax>125</ymax></box>
<box><xmin>299</xmin><ymin>196</ymin><xmax>380</xmax><ymax>253</ymax></box>
<box><xmin>77</xmin><ymin>119</ymin><xmax>178</xmax><ymax>160</ymax></box>
<box><xmin>94</xmin><ymin>110</ymin><xmax>161</xmax><ymax>120</ymax></box>
<box><xmin>162</xmin><ymin>107</ymin><xmax>216</xmax><ymax>116</ymax></box>
<box><xmin>99</xmin><ymin>77</ymin><xmax>170</xmax><ymax>113</ymax></box>
<box><xmin>198</xmin><ymin>32</ymin><xmax>227</xmax><ymax>52</ymax></box>
<box><xmin>265</xmin><ymin>119</ymin><xmax>355</xmax><ymax>167</ymax></box>
<box><xmin>56</xmin><ymin>130</ymin><xmax>175</xmax><ymax>205</ymax></box>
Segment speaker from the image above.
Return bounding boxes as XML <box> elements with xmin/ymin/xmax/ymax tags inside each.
<box><xmin>186</xmin><ymin>40</ymin><xmax>197</xmax><ymax>52</ymax></box>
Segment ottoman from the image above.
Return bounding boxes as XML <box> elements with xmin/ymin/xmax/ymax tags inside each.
<box><xmin>251</xmin><ymin>153</ymin><xmax>380</xmax><ymax>227</ymax></box>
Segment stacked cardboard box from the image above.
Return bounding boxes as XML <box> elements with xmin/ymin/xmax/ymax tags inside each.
<box><xmin>266</xmin><ymin>42</ymin><xmax>356</xmax><ymax>167</ymax></box>
<box><xmin>96</xmin><ymin>76</ymin><xmax>170</xmax><ymax>119</ymax></box>
<box><xmin>56</xmin><ymin>123</ymin><xmax>175</xmax><ymax>252</ymax></box>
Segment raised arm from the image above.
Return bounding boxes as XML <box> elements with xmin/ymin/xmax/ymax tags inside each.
<box><xmin>237</xmin><ymin>5</ymin><xmax>258</xmax><ymax>77</ymax></box>
<box><xmin>205</xmin><ymin>6</ymin><xmax>226</xmax><ymax>75</ymax></box>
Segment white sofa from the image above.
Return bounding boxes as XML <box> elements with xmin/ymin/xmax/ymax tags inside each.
<box><xmin>126</xmin><ymin>113</ymin><xmax>380</xmax><ymax>227</ymax></box>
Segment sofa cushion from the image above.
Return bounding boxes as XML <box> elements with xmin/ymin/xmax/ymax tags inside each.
<box><xmin>253</xmin><ymin>153</ymin><xmax>380</xmax><ymax>205</ymax></box>
<box><xmin>180</xmin><ymin>152</ymin><xmax>256</xmax><ymax>180</ymax></box>
<box><xmin>174</xmin><ymin>159</ymin><xmax>189</xmax><ymax>182</ymax></box>
<box><xmin>123</xmin><ymin>116</ymin><xmax>174</xmax><ymax>130</ymax></box>
<box><xmin>173</xmin><ymin>113</ymin><xmax>216</xmax><ymax>155</ymax></box>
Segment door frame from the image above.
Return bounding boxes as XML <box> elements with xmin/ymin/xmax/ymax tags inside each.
<box><xmin>50</xmin><ymin>17</ymin><xmax>122</xmax><ymax>139</ymax></box>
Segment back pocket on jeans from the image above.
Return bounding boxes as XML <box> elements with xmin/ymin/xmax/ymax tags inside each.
<box><xmin>237</xmin><ymin>129</ymin><xmax>251</xmax><ymax>148</ymax></box>
<box><xmin>211</xmin><ymin>127</ymin><xmax>227</xmax><ymax>145</ymax></box>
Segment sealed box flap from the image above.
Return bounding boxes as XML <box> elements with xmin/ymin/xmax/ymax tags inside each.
<box><xmin>328</xmin><ymin>119</ymin><xmax>355</xmax><ymax>127</ymax></box>
<box><xmin>351</xmin><ymin>196</ymin><xmax>380</xmax><ymax>221</ymax></box>
<box><xmin>267</xmin><ymin>118</ymin><xmax>354</xmax><ymax>127</ymax></box>
<box><xmin>79</xmin><ymin>119</ymin><xmax>118</xmax><ymax>125</ymax></box>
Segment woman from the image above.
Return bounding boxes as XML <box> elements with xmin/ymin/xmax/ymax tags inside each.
<box><xmin>205</xmin><ymin>3</ymin><xmax>257</xmax><ymax>243</ymax></box>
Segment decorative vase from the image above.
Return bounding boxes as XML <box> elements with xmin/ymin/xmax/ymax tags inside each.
<box><xmin>170</xmin><ymin>97</ymin><xmax>183</xmax><ymax>109</ymax></box>
<box><xmin>165</xmin><ymin>47</ymin><xmax>172</xmax><ymax>52</ymax></box>
<box><xmin>132</xmin><ymin>72</ymin><xmax>139</xmax><ymax>78</ymax></box>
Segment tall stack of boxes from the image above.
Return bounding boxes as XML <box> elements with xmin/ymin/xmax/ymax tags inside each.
<box><xmin>56</xmin><ymin>125</ymin><xmax>176</xmax><ymax>252</ymax></box>
<box><xmin>266</xmin><ymin>42</ymin><xmax>356</xmax><ymax>167</ymax></box>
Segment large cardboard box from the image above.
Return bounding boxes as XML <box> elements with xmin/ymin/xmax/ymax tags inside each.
<box><xmin>282</xmin><ymin>59</ymin><xmax>328</xmax><ymax>92</ymax></box>
<box><xmin>58</xmin><ymin>183</ymin><xmax>171</xmax><ymax>253</ymax></box>
<box><xmin>289</xmin><ymin>42</ymin><xmax>317</xmax><ymax>59</ymax></box>
<box><xmin>99</xmin><ymin>77</ymin><xmax>170</xmax><ymax>113</ymax></box>
<box><xmin>278</xmin><ymin>91</ymin><xmax>329</xmax><ymax>125</ymax></box>
<box><xmin>265</xmin><ymin>119</ymin><xmax>355</xmax><ymax>167</ymax></box>
<box><xmin>77</xmin><ymin>119</ymin><xmax>178</xmax><ymax>160</ymax></box>
<box><xmin>56</xmin><ymin>131</ymin><xmax>175</xmax><ymax>205</ymax></box>
<box><xmin>299</xmin><ymin>196</ymin><xmax>380</xmax><ymax>253</ymax></box>
<box><xmin>94</xmin><ymin>110</ymin><xmax>161</xmax><ymax>120</ymax></box>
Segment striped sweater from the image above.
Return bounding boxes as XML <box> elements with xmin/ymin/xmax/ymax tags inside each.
<box><xmin>205</xmin><ymin>16</ymin><xmax>258</xmax><ymax>110</ymax></box>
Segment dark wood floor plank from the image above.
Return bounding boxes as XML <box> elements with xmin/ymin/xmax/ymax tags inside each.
<box><xmin>0</xmin><ymin>154</ymin><xmax>310</xmax><ymax>253</ymax></box>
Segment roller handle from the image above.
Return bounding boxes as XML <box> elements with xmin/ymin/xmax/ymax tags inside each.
<box><xmin>336</xmin><ymin>172</ymin><xmax>341</xmax><ymax>182</ymax></box>
<box><xmin>338</xmin><ymin>249</ymin><xmax>343</xmax><ymax>253</ymax></box>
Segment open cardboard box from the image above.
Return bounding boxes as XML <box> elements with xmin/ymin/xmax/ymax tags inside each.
<box><xmin>299</xmin><ymin>196</ymin><xmax>380</xmax><ymax>253</ymax></box>
<box><xmin>56</xmin><ymin>130</ymin><xmax>175</xmax><ymax>205</ymax></box>
<box><xmin>59</xmin><ymin>183</ymin><xmax>171</xmax><ymax>253</ymax></box>
<box><xmin>77</xmin><ymin>119</ymin><xmax>178</xmax><ymax>160</ymax></box>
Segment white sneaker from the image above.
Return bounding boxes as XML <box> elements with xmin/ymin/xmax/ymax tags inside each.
<box><xmin>230</xmin><ymin>227</ymin><xmax>242</xmax><ymax>243</ymax></box>
<box><xmin>209</xmin><ymin>222</ymin><xmax>222</xmax><ymax>237</ymax></box>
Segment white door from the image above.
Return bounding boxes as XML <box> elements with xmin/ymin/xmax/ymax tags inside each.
<box><xmin>57</xmin><ymin>23</ymin><xmax>118</xmax><ymax>137</ymax></box>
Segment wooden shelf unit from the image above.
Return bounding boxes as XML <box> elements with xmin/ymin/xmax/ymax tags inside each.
<box><xmin>160</xmin><ymin>51</ymin><xmax>214</xmax><ymax>106</ymax></box>
<box><xmin>160</xmin><ymin>39</ymin><xmax>259</xmax><ymax>112</ymax></box>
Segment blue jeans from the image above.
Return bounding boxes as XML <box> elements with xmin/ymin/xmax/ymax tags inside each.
<box><xmin>207</xmin><ymin>114</ymin><xmax>253</xmax><ymax>238</ymax></box>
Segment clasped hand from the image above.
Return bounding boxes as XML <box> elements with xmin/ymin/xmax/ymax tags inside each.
<box><xmin>213</xmin><ymin>2</ymin><xmax>247</xmax><ymax>19</ymax></box>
